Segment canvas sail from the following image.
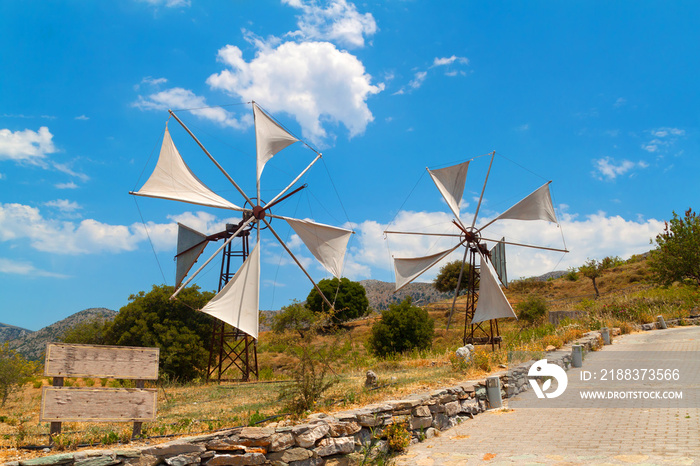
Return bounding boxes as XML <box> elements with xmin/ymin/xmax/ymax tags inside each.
<box><xmin>393</xmin><ymin>245</ymin><xmax>460</xmax><ymax>291</ymax></box>
<box><xmin>200</xmin><ymin>241</ymin><xmax>260</xmax><ymax>339</ymax></box>
<box><xmin>494</xmin><ymin>181</ymin><xmax>557</xmax><ymax>223</ymax></box>
<box><xmin>471</xmin><ymin>251</ymin><xmax>517</xmax><ymax>324</ymax></box>
<box><xmin>285</xmin><ymin>218</ymin><xmax>352</xmax><ymax>279</ymax></box>
<box><xmin>175</xmin><ymin>223</ymin><xmax>209</xmax><ymax>289</ymax></box>
<box><xmin>428</xmin><ymin>161</ymin><xmax>470</xmax><ymax>220</ymax></box>
<box><xmin>254</xmin><ymin>103</ymin><xmax>299</xmax><ymax>182</ymax></box>
<box><xmin>132</xmin><ymin>127</ymin><xmax>243</xmax><ymax>211</ymax></box>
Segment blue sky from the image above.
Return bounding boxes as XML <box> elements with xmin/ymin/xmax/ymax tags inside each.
<box><xmin>1</xmin><ymin>1</ymin><xmax>698</xmax><ymax>330</ymax></box>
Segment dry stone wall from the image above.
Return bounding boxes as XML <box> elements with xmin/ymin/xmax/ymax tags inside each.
<box><xmin>5</xmin><ymin>331</ymin><xmax>608</xmax><ymax>466</ymax></box>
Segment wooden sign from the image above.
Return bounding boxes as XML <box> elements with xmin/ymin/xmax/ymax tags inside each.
<box><xmin>40</xmin><ymin>387</ymin><xmax>157</xmax><ymax>422</ymax></box>
<box><xmin>44</xmin><ymin>343</ymin><xmax>159</xmax><ymax>380</ymax></box>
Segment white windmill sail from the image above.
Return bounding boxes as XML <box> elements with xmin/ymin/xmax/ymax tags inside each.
<box><xmin>132</xmin><ymin>127</ymin><xmax>243</xmax><ymax>211</ymax></box>
<box><xmin>494</xmin><ymin>181</ymin><xmax>557</xmax><ymax>223</ymax></box>
<box><xmin>427</xmin><ymin>161</ymin><xmax>470</xmax><ymax>221</ymax></box>
<box><xmin>285</xmin><ymin>218</ymin><xmax>352</xmax><ymax>279</ymax></box>
<box><xmin>200</xmin><ymin>242</ymin><xmax>260</xmax><ymax>339</ymax></box>
<box><xmin>175</xmin><ymin>223</ymin><xmax>209</xmax><ymax>289</ymax></box>
<box><xmin>471</xmin><ymin>251</ymin><xmax>517</xmax><ymax>324</ymax></box>
<box><xmin>254</xmin><ymin>103</ymin><xmax>299</xmax><ymax>182</ymax></box>
<box><xmin>393</xmin><ymin>245</ymin><xmax>460</xmax><ymax>291</ymax></box>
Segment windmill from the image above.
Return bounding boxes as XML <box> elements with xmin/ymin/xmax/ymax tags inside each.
<box><xmin>130</xmin><ymin>102</ymin><xmax>353</xmax><ymax>381</ymax></box>
<box><xmin>385</xmin><ymin>152</ymin><xmax>568</xmax><ymax>349</ymax></box>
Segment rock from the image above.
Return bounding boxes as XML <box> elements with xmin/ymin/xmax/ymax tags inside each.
<box><xmin>20</xmin><ymin>454</ymin><xmax>76</xmax><ymax>466</ymax></box>
<box><xmin>545</xmin><ymin>345</ymin><xmax>557</xmax><ymax>352</ymax></box>
<box><xmin>239</xmin><ymin>427</ymin><xmax>275</xmax><ymax>441</ymax></box>
<box><xmin>313</xmin><ymin>437</ymin><xmax>355</xmax><ymax>456</ymax></box>
<box><xmin>124</xmin><ymin>455</ymin><xmax>160</xmax><ymax>466</ymax></box>
<box><xmin>165</xmin><ymin>453</ymin><xmax>201</xmax><ymax>466</ymax></box>
<box><xmin>432</xmin><ymin>413</ymin><xmax>451</xmax><ymax>430</ymax></box>
<box><xmin>267</xmin><ymin>448</ymin><xmax>313</xmax><ymax>463</ymax></box>
<box><xmin>409</xmin><ymin>416</ymin><xmax>433</xmax><ymax>430</ymax></box>
<box><xmin>412</xmin><ymin>405</ymin><xmax>430</xmax><ymax>417</ymax></box>
<box><xmin>142</xmin><ymin>444</ymin><xmax>206</xmax><ymax>458</ymax></box>
<box><xmin>424</xmin><ymin>428</ymin><xmax>438</xmax><ymax>439</ymax></box>
<box><xmin>269</xmin><ymin>432</ymin><xmax>295</xmax><ymax>452</ymax></box>
<box><xmin>327</xmin><ymin>421</ymin><xmax>361</xmax><ymax>437</ymax></box>
<box><xmin>444</xmin><ymin>401</ymin><xmax>461</xmax><ymax>417</ymax></box>
<box><xmin>205</xmin><ymin>453</ymin><xmax>266</xmax><ymax>466</ymax></box>
<box><xmin>455</xmin><ymin>345</ymin><xmax>474</xmax><ymax>363</ymax></box>
<box><xmin>74</xmin><ymin>457</ymin><xmax>121</xmax><ymax>466</ymax></box>
<box><xmin>642</xmin><ymin>322</ymin><xmax>657</xmax><ymax>331</ymax></box>
<box><xmin>364</xmin><ymin>370</ymin><xmax>379</xmax><ymax>388</ymax></box>
<box><xmin>206</xmin><ymin>440</ymin><xmax>247</xmax><ymax>453</ymax></box>
<box><xmin>293</xmin><ymin>423</ymin><xmax>330</xmax><ymax>448</ymax></box>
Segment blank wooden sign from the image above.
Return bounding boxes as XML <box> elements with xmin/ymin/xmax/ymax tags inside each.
<box><xmin>40</xmin><ymin>387</ymin><xmax>157</xmax><ymax>422</ymax></box>
<box><xmin>44</xmin><ymin>343</ymin><xmax>159</xmax><ymax>380</ymax></box>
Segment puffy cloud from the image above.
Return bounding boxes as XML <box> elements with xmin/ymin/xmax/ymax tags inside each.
<box><xmin>593</xmin><ymin>157</ymin><xmax>647</xmax><ymax>180</ymax></box>
<box><xmin>133</xmin><ymin>87</ymin><xmax>251</xmax><ymax>130</ymax></box>
<box><xmin>0</xmin><ymin>127</ymin><xmax>56</xmax><ymax>164</ymax></box>
<box><xmin>283</xmin><ymin>0</ymin><xmax>377</xmax><ymax>48</ymax></box>
<box><xmin>55</xmin><ymin>181</ymin><xmax>78</xmax><ymax>190</ymax></box>
<box><xmin>342</xmin><ymin>208</ymin><xmax>664</xmax><ymax>285</ymax></box>
<box><xmin>0</xmin><ymin>258</ymin><xmax>69</xmax><ymax>278</ymax></box>
<box><xmin>207</xmin><ymin>40</ymin><xmax>383</xmax><ymax>144</ymax></box>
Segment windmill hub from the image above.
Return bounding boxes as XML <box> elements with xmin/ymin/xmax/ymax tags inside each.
<box><xmin>252</xmin><ymin>205</ymin><xmax>266</xmax><ymax>220</ymax></box>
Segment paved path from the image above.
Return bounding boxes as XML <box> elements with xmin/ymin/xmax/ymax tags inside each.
<box><xmin>393</xmin><ymin>326</ymin><xmax>700</xmax><ymax>465</ymax></box>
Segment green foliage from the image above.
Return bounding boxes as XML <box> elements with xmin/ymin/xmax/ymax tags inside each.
<box><xmin>579</xmin><ymin>258</ymin><xmax>602</xmax><ymax>298</ymax></box>
<box><xmin>271</xmin><ymin>300</ymin><xmax>316</xmax><ymax>336</ymax></box>
<box><xmin>649</xmin><ymin>208</ymin><xmax>700</xmax><ymax>286</ymax></box>
<box><xmin>516</xmin><ymin>295</ymin><xmax>548</xmax><ymax>325</ymax></box>
<box><xmin>367</xmin><ymin>297</ymin><xmax>434</xmax><ymax>358</ymax></box>
<box><xmin>432</xmin><ymin>260</ymin><xmax>477</xmax><ymax>294</ymax></box>
<box><xmin>61</xmin><ymin>318</ymin><xmax>112</xmax><ymax>345</ymax></box>
<box><xmin>306</xmin><ymin>277</ymin><xmax>370</xmax><ymax>323</ymax></box>
<box><xmin>106</xmin><ymin>284</ymin><xmax>215</xmax><ymax>381</ymax></box>
<box><xmin>564</xmin><ymin>268</ymin><xmax>579</xmax><ymax>281</ymax></box>
<box><xmin>0</xmin><ymin>343</ymin><xmax>38</xmax><ymax>407</ymax></box>
<box><xmin>600</xmin><ymin>255</ymin><xmax>624</xmax><ymax>269</ymax></box>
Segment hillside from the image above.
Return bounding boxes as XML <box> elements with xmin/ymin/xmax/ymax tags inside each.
<box><xmin>7</xmin><ymin>308</ymin><xmax>116</xmax><ymax>361</ymax></box>
<box><xmin>0</xmin><ymin>323</ymin><xmax>32</xmax><ymax>344</ymax></box>
<box><xmin>360</xmin><ymin>279</ymin><xmax>451</xmax><ymax>310</ymax></box>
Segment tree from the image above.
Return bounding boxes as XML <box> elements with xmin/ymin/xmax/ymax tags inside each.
<box><xmin>515</xmin><ymin>295</ymin><xmax>548</xmax><ymax>326</ymax></box>
<box><xmin>306</xmin><ymin>277</ymin><xmax>370</xmax><ymax>323</ymax></box>
<box><xmin>367</xmin><ymin>297</ymin><xmax>434</xmax><ymax>358</ymax></box>
<box><xmin>579</xmin><ymin>259</ymin><xmax>602</xmax><ymax>298</ymax></box>
<box><xmin>0</xmin><ymin>343</ymin><xmax>38</xmax><ymax>407</ymax></box>
<box><xmin>433</xmin><ymin>260</ymin><xmax>477</xmax><ymax>294</ymax></box>
<box><xmin>271</xmin><ymin>301</ymin><xmax>317</xmax><ymax>337</ymax></box>
<box><xmin>649</xmin><ymin>208</ymin><xmax>700</xmax><ymax>286</ymax></box>
<box><xmin>106</xmin><ymin>284</ymin><xmax>215</xmax><ymax>381</ymax></box>
<box><xmin>61</xmin><ymin>318</ymin><xmax>113</xmax><ymax>345</ymax></box>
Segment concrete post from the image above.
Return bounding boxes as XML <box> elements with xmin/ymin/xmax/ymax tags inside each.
<box><xmin>486</xmin><ymin>376</ymin><xmax>502</xmax><ymax>409</ymax></box>
<box><xmin>600</xmin><ymin>327</ymin><xmax>611</xmax><ymax>345</ymax></box>
<box><xmin>657</xmin><ymin>315</ymin><xmax>667</xmax><ymax>329</ymax></box>
<box><xmin>571</xmin><ymin>344</ymin><xmax>583</xmax><ymax>368</ymax></box>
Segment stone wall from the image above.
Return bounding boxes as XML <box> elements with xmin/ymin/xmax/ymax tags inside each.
<box><xmin>5</xmin><ymin>332</ymin><xmax>606</xmax><ymax>466</ymax></box>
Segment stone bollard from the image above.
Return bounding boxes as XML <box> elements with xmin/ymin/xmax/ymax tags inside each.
<box><xmin>657</xmin><ymin>315</ymin><xmax>667</xmax><ymax>329</ymax></box>
<box><xmin>571</xmin><ymin>345</ymin><xmax>583</xmax><ymax>368</ymax></box>
<box><xmin>600</xmin><ymin>327</ymin><xmax>611</xmax><ymax>345</ymax></box>
<box><xmin>486</xmin><ymin>376</ymin><xmax>502</xmax><ymax>409</ymax></box>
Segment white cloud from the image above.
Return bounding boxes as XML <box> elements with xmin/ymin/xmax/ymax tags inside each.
<box><xmin>432</xmin><ymin>55</ymin><xmax>469</xmax><ymax>67</ymax></box>
<box><xmin>343</xmin><ymin>209</ymin><xmax>664</xmax><ymax>285</ymax></box>
<box><xmin>207</xmin><ymin>40</ymin><xmax>383</xmax><ymax>144</ymax></box>
<box><xmin>642</xmin><ymin>127</ymin><xmax>685</xmax><ymax>155</ymax></box>
<box><xmin>75</xmin><ymin>115</ymin><xmax>90</xmax><ymax>121</ymax></box>
<box><xmin>0</xmin><ymin>258</ymin><xmax>69</xmax><ymax>278</ymax></box>
<box><xmin>44</xmin><ymin>199</ymin><xmax>82</xmax><ymax>213</ymax></box>
<box><xmin>283</xmin><ymin>0</ymin><xmax>377</xmax><ymax>48</ymax></box>
<box><xmin>593</xmin><ymin>157</ymin><xmax>647</xmax><ymax>180</ymax></box>
<box><xmin>613</xmin><ymin>97</ymin><xmax>626</xmax><ymax>108</ymax></box>
<box><xmin>0</xmin><ymin>127</ymin><xmax>56</xmax><ymax>164</ymax></box>
<box><xmin>133</xmin><ymin>87</ymin><xmax>252</xmax><ymax>130</ymax></box>
<box><xmin>55</xmin><ymin>181</ymin><xmax>79</xmax><ymax>190</ymax></box>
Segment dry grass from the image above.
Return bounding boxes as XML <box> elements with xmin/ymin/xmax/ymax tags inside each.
<box><xmin>2</xmin><ymin>255</ymin><xmax>698</xmax><ymax>463</ymax></box>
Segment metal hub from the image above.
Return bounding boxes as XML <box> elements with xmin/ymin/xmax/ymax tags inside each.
<box><xmin>252</xmin><ymin>205</ymin><xmax>266</xmax><ymax>220</ymax></box>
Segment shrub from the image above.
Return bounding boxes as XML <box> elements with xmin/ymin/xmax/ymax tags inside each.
<box><xmin>0</xmin><ymin>343</ymin><xmax>38</xmax><ymax>407</ymax></box>
<box><xmin>384</xmin><ymin>422</ymin><xmax>411</xmax><ymax>452</ymax></box>
<box><xmin>367</xmin><ymin>297</ymin><xmax>434</xmax><ymax>358</ymax></box>
<box><xmin>516</xmin><ymin>295</ymin><xmax>548</xmax><ymax>325</ymax></box>
<box><xmin>306</xmin><ymin>277</ymin><xmax>370</xmax><ymax>323</ymax></box>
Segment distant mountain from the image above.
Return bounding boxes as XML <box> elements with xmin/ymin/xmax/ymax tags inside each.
<box><xmin>6</xmin><ymin>308</ymin><xmax>117</xmax><ymax>361</ymax></box>
<box><xmin>359</xmin><ymin>279</ymin><xmax>452</xmax><ymax>311</ymax></box>
<box><xmin>0</xmin><ymin>323</ymin><xmax>32</xmax><ymax>344</ymax></box>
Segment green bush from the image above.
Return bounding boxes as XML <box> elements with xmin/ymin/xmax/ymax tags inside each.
<box><xmin>516</xmin><ymin>295</ymin><xmax>548</xmax><ymax>325</ymax></box>
<box><xmin>306</xmin><ymin>277</ymin><xmax>370</xmax><ymax>323</ymax></box>
<box><xmin>367</xmin><ymin>297</ymin><xmax>434</xmax><ymax>358</ymax></box>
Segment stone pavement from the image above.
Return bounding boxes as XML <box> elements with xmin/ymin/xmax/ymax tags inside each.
<box><xmin>393</xmin><ymin>326</ymin><xmax>700</xmax><ymax>465</ymax></box>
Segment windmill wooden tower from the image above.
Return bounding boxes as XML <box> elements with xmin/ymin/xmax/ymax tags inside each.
<box><xmin>131</xmin><ymin>102</ymin><xmax>353</xmax><ymax>381</ymax></box>
<box><xmin>385</xmin><ymin>152</ymin><xmax>568</xmax><ymax>349</ymax></box>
